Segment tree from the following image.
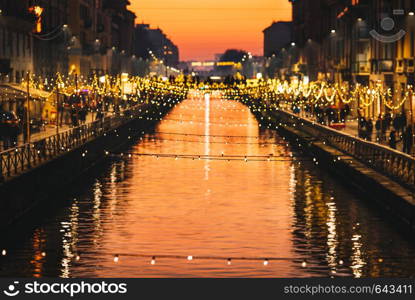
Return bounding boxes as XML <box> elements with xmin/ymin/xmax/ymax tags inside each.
<box><xmin>219</xmin><ymin>49</ymin><xmax>248</xmax><ymax>62</ymax></box>
<box><xmin>215</xmin><ymin>49</ymin><xmax>248</xmax><ymax>77</ymax></box>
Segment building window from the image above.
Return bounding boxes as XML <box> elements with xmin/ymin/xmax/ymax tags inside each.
<box><xmin>0</xmin><ymin>27</ymin><xmax>3</xmax><ymax>56</ymax></box>
<box><xmin>27</xmin><ymin>35</ymin><xmax>31</xmax><ymax>53</ymax></box>
<box><xmin>8</xmin><ymin>31</ymin><xmax>13</xmax><ymax>57</ymax></box>
<box><xmin>22</xmin><ymin>33</ymin><xmax>25</xmax><ymax>58</ymax></box>
<box><xmin>16</xmin><ymin>33</ymin><xmax>20</xmax><ymax>57</ymax></box>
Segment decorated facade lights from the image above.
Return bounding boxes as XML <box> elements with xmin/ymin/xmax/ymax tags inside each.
<box><xmin>221</xmin><ymin>79</ymin><xmax>413</xmax><ymax>114</ymax></box>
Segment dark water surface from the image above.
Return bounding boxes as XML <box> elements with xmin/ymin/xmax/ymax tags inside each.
<box><xmin>1</xmin><ymin>91</ymin><xmax>415</xmax><ymax>278</ymax></box>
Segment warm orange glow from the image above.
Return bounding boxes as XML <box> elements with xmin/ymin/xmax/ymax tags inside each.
<box><xmin>128</xmin><ymin>0</ymin><xmax>292</xmax><ymax>61</ymax></box>
<box><xmin>216</xmin><ymin>61</ymin><xmax>236</xmax><ymax>66</ymax></box>
<box><xmin>29</xmin><ymin>6</ymin><xmax>44</xmax><ymax>33</ymax></box>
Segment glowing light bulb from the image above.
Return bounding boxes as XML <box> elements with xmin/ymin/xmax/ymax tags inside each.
<box><xmin>263</xmin><ymin>259</ymin><xmax>269</xmax><ymax>266</ymax></box>
<box><xmin>151</xmin><ymin>256</ymin><xmax>156</xmax><ymax>265</ymax></box>
<box><xmin>227</xmin><ymin>258</ymin><xmax>232</xmax><ymax>265</ymax></box>
<box><xmin>1</xmin><ymin>249</ymin><xmax>6</xmax><ymax>256</ymax></box>
<box><xmin>114</xmin><ymin>255</ymin><xmax>119</xmax><ymax>263</ymax></box>
<box><xmin>301</xmin><ymin>261</ymin><xmax>307</xmax><ymax>268</ymax></box>
<box><xmin>187</xmin><ymin>256</ymin><xmax>193</xmax><ymax>261</ymax></box>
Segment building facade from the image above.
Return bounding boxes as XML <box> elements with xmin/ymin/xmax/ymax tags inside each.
<box><xmin>0</xmin><ymin>0</ymin><xmax>35</xmax><ymax>83</ymax></box>
<box><xmin>15</xmin><ymin>0</ymin><xmax>139</xmax><ymax>79</ymax></box>
<box><xmin>263</xmin><ymin>21</ymin><xmax>292</xmax><ymax>57</ymax></box>
<box><xmin>0</xmin><ymin>0</ymin><xmax>178</xmax><ymax>80</ymax></box>
<box><xmin>67</xmin><ymin>0</ymin><xmax>137</xmax><ymax>78</ymax></box>
<box><xmin>31</xmin><ymin>0</ymin><xmax>69</xmax><ymax>78</ymax></box>
<box><xmin>289</xmin><ymin>0</ymin><xmax>415</xmax><ymax>116</ymax></box>
<box><xmin>103</xmin><ymin>0</ymin><xmax>136</xmax><ymax>75</ymax></box>
<box><xmin>134</xmin><ymin>24</ymin><xmax>179</xmax><ymax>68</ymax></box>
<box><xmin>290</xmin><ymin>0</ymin><xmax>415</xmax><ymax>86</ymax></box>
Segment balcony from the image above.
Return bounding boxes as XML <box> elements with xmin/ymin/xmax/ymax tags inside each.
<box><xmin>395</xmin><ymin>59</ymin><xmax>404</xmax><ymax>73</ymax></box>
<box><xmin>405</xmin><ymin>59</ymin><xmax>415</xmax><ymax>73</ymax></box>
<box><xmin>352</xmin><ymin>61</ymin><xmax>370</xmax><ymax>74</ymax></box>
<box><xmin>371</xmin><ymin>59</ymin><xmax>394</xmax><ymax>73</ymax></box>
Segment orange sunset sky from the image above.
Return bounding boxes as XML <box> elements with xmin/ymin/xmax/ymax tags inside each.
<box><xmin>128</xmin><ymin>0</ymin><xmax>292</xmax><ymax>61</ymax></box>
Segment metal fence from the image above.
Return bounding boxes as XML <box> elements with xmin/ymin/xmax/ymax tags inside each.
<box><xmin>275</xmin><ymin>109</ymin><xmax>415</xmax><ymax>190</ymax></box>
<box><xmin>0</xmin><ymin>105</ymin><xmax>145</xmax><ymax>182</ymax></box>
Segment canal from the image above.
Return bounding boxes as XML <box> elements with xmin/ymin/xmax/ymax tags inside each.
<box><xmin>1</xmin><ymin>91</ymin><xmax>415</xmax><ymax>278</ymax></box>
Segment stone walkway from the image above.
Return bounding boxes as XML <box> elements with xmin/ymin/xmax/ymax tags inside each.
<box><xmin>298</xmin><ymin>112</ymin><xmax>413</xmax><ymax>156</ymax></box>
<box><xmin>19</xmin><ymin>113</ymin><xmax>96</xmax><ymax>144</ymax></box>
<box><xmin>1</xmin><ymin>112</ymin><xmax>99</xmax><ymax>152</ymax></box>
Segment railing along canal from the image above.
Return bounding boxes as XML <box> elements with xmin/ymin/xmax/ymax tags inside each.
<box><xmin>0</xmin><ymin>104</ymin><xmax>147</xmax><ymax>182</ymax></box>
<box><xmin>273</xmin><ymin>109</ymin><xmax>415</xmax><ymax>190</ymax></box>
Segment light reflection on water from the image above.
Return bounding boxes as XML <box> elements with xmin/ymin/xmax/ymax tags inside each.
<box><xmin>1</xmin><ymin>91</ymin><xmax>415</xmax><ymax>278</ymax></box>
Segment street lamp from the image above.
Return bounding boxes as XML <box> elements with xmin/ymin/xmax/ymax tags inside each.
<box><xmin>56</xmin><ymin>81</ymin><xmax>65</xmax><ymax>135</ymax></box>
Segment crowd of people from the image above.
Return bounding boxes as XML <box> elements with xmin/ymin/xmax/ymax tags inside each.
<box><xmin>312</xmin><ymin>104</ymin><xmax>351</xmax><ymax>125</ymax></box>
<box><xmin>289</xmin><ymin>102</ymin><xmax>413</xmax><ymax>155</ymax></box>
<box><xmin>59</xmin><ymin>93</ymin><xmax>130</xmax><ymax>128</ymax></box>
<box><xmin>0</xmin><ymin>84</ymin><xmax>184</xmax><ymax>152</ymax></box>
<box><xmin>0</xmin><ymin>93</ymin><xmax>130</xmax><ymax>151</ymax></box>
<box><xmin>357</xmin><ymin>112</ymin><xmax>413</xmax><ymax>154</ymax></box>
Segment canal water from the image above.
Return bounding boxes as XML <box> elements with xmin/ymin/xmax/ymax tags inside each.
<box><xmin>1</xmin><ymin>91</ymin><xmax>415</xmax><ymax>278</ymax></box>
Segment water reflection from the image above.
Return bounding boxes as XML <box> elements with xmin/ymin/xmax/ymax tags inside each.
<box><xmin>30</xmin><ymin>229</ymin><xmax>47</xmax><ymax>278</ymax></box>
<box><xmin>204</xmin><ymin>92</ymin><xmax>210</xmax><ymax>180</ymax></box>
<box><xmin>1</xmin><ymin>92</ymin><xmax>415</xmax><ymax>278</ymax></box>
<box><xmin>60</xmin><ymin>200</ymin><xmax>79</xmax><ymax>278</ymax></box>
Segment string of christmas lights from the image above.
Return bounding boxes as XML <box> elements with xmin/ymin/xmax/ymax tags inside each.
<box><xmin>152</xmin><ymin>132</ymin><xmax>262</xmax><ymax>139</ymax></box>
<box><xmin>139</xmin><ymin>137</ymin><xmax>289</xmax><ymax>146</ymax></box>
<box><xmin>109</xmin><ymin>152</ymin><xmax>358</xmax><ymax>163</ymax></box>
<box><xmin>156</xmin><ymin>118</ymin><xmax>251</xmax><ymax>127</ymax></box>
<box><xmin>1</xmin><ymin>247</ymin><xmax>401</xmax><ymax>268</ymax></box>
<box><xmin>6</xmin><ymin>71</ymin><xmax>415</xmax><ymax>115</ymax></box>
<box><xmin>135</xmin><ymin>130</ymin><xmax>362</xmax><ymax>143</ymax></box>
